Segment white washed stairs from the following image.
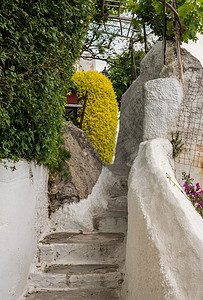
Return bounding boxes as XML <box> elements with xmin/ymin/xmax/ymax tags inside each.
<box><xmin>24</xmin><ymin>165</ymin><xmax>129</xmax><ymax>300</ymax></box>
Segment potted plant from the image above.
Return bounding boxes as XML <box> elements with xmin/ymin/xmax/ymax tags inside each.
<box><xmin>66</xmin><ymin>83</ymin><xmax>79</xmax><ymax>104</ymax></box>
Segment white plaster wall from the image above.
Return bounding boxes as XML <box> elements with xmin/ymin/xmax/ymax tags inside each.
<box><xmin>123</xmin><ymin>139</ymin><xmax>203</xmax><ymax>300</ymax></box>
<box><xmin>77</xmin><ymin>55</ymin><xmax>96</xmax><ymax>72</ymax></box>
<box><xmin>0</xmin><ymin>160</ymin><xmax>48</xmax><ymax>300</ymax></box>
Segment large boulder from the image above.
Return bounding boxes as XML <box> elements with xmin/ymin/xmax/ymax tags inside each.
<box><xmin>115</xmin><ymin>41</ymin><xmax>203</xmax><ymax>166</ymax></box>
<box><xmin>48</xmin><ymin>123</ymin><xmax>103</xmax><ymax>214</ymax></box>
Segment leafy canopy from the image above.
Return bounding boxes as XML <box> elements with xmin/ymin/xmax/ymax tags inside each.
<box><xmin>82</xmin><ymin>0</ymin><xmax>202</xmax><ymax>71</ymax></box>
<box><xmin>82</xmin><ymin>0</ymin><xmax>138</xmax><ymax>64</ymax></box>
<box><xmin>126</xmin><ymin>0</ymin><xmax>203</xmax><ymax>43</ymax></box>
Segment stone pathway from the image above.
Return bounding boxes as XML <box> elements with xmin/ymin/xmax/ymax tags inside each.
<box><xmin>24</xmin><ymin>165</ymin><xmax>129</xmax><ymax>299</ymax></box>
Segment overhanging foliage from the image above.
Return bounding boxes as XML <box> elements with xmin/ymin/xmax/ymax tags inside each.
<box><xmin>0</xmin><ymin>0</ymin><xmax>95</xmax><ymax>172</ymax></box>
<box><xmin>127</xmin><ymin>0</ymin><xmax>203</xmax><ymax>43</ymax></box>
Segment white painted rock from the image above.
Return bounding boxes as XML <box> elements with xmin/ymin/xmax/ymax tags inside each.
<box><xmin>123</xmin><ymin>138</ymin><xmax>203</xmax><ymax>300</ymax></box>
<box><xmin>143</xmin><ymin>78</ymin><xmax>183</xmax><ymax>140</ymax></box>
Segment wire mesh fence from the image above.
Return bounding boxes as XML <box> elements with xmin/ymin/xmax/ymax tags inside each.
<box><xmin>176</xmin><ymin>78</ymin><xmax>203</xmax><ymax>170</ymax></box>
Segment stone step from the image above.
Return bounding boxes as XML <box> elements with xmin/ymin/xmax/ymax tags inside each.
<box><xmin>93</xmin><ymin>211</ymin><xmax>128</xmax><ymax>233</ymax></box>
<box><xmin>106</xmin><ymin>164</ymin><xmax>129</xmax><ymax>198</ymax></box>
<box><xmin>106</xmin><ymin>164</ymin><xmax>130</xmax><ymax>178</ymax></box>
<box><xmin>107</xmin><ymin>195</ymin><xmax>128</xmax><ymax>211</ymax></box>
<box><xmin>38</xmin><ymin>232</ymin><xmax>125</xmax><ymax>265</ymax></box>
<box><xmin>24</xmin><ymin>288</ymin><xmax>119</xmax><ymax>299</ymax></box>
<box><xmin>107</xmin><ymin>179</ymin><xmax>128</xmax><ymax>198</ymax></box>
<box><xmin>28</xmin><ymin>264</ymin><xmax>123</xmax><ymax>291</ymax></box>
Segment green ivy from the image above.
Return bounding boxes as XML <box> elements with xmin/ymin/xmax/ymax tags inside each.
<box><xmin>0</xmin><ymin>0</ymin><xmax>95</xmax><ymax>172</ymax></box>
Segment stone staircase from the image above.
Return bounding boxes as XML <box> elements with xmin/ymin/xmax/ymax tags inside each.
<box><xmin>24</xmin><ymin>165</ymin><xmax>129</xmax><ymax>300</ymax></box>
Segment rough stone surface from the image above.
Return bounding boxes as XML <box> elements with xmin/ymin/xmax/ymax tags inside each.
<box><xmin>42</xmin><ymin>232</ymin><xmax>125</xmax><ymax>245</ymax></box>
<box><xmin>43</xmin><ymin>264</ymin><xmax>119</xmax><ymax>275</ymax></box>
<box><xmin>49</xmin><ymin>123</ymin><xmax>103</xmax><ymax>213</ymax></box>
<box><xmin>24</xmin><ymin>289</ymin><xmax>119</xmax><ymax>299</ymax></box>
<box><xmin>27</xmin><ymin>264</ymin><xmax>122</xmax><ymax>291</ymax></box>
<box><xmin>93</xmin><ymin>210</ymin><xmax>128</xmax><ymax>233</ymax></box>
<box><xmin>37</xmin><ymin>232</ymin><xmax>126</xmax><ymax>266</ymax></box>
<box><xmin>122</xmin><ymin>139</ymin><xmax>203</xmax><ymax>300</ymax></box>
<box><xmin>115</xmin><ymin>41</ymin><xmax>203</xmax><ymax>166</ymax></box>
<box><xmin>143</xmin><ymin>78</ymin><xmax>183</xmax><ymax>140</ymax></box>
<box><xmin>107</xmin><ymin>195</ymin><xmax>128</xmax><ymax>211</ymax></box>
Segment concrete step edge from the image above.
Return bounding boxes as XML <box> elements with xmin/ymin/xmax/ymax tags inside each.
<box><xmin>39</xmin><ymin>232</ymin><xmax>125</xmax><ymax>245</ymax></box>
<box><xmin>24</xmin><ymin>288</ymin><xmax>119</xmax><ymax>299</ymax></box>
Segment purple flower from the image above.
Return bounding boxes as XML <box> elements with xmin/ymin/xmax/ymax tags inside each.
<box><xmin>196</xmin><ymin>183</ymin><xmax>201</xmax><ymax>191</ymax></box>
<box><xmin>182</xmin><ymin>172</ymin><xmax>203</xmax><ymax>218</ymax></box>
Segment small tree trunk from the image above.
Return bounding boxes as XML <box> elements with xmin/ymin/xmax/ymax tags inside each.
<box><xmin>143</xmin><ymin>23</ymin><xmax>148</xmax><ymax>53</ymax></box>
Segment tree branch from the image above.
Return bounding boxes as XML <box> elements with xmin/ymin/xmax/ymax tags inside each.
<box><xmin>80</xmin><ymin>53</ymin><xmax>127</xmax><ymax>67</ymax></box>
<box><xmin>157</xmin><ymin>0</ymin><xmax>186</xmax><ymax>36</ymax></box>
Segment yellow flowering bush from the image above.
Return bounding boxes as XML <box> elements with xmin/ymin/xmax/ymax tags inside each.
<box><xmin>73</xmin><ymin>71</ymin><xmax>118</xmax><ymax>164</ymax></box>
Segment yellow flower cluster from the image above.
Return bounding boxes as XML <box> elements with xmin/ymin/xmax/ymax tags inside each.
<box><xmin>73</xmin><ymin>71</ymin><xmax>118</xmax><ymax>164</ymax></box>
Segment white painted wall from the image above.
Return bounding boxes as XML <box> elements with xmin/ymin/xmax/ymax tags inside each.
<box><xmin>123</xmin><ymin>139</ymin><xmax>203</xmax><ymax>300</ymax></box>
<box><xmin>77</xmin><ymin>54</ymin><xmax>96</xmax><ymax>72</ymax></box>
<box><xmin>0</xmin><ymin>160</ymin><xmax>48</xmax><ymax>300</ymax></box>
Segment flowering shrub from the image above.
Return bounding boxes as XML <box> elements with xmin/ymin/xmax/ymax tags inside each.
<box><xmin>182</xmin><ymin>172</ymin><xmax>203</xmax><ymax>218</ymax></box>
<box><xmin>73</xmin><ymin>71</ymin><xmax>118</xmax><ymax>164</ymax></box>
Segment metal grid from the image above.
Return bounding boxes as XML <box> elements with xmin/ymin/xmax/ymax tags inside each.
<box><xmin>93</xmin><ymin>0</ymin><xmax>137</xmax><ymax>41</ymax></box>
<box><xmin>176</xmin><ymin>81</ymin><xmax>203</xmax><ymax>169</ymax></box>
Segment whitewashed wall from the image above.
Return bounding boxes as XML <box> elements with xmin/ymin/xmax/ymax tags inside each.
<box><xmin>0</xmin><ymin>160</ymin><xmax>48</xmax><ymax>300</ymax></box>
<box><xmin>122</xmin><ymin>139</ymin><xmax>203</xmax><ymax>300</ymax></box>
<box><xmin>77</xmin><ymin>54</ymin><xmax>96</xmax><ymax>72</ymax></box>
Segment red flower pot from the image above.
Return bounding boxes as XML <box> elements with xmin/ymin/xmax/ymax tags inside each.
<box><xmin>66</xmin><ymin>91</ymin><xmax>78</xmax><ymax>104</ymax></box>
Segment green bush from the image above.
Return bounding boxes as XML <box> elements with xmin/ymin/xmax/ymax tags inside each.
<box><xmin>73</xmin><ymin>71</ymin><xmax>118</xmax><ymax>164</ymax></box>
<box><xmin>0</xmin><ymin>0</ymin><xmax>95</xmax><ymax>172</ymax></box>
<box><xmin>108</xmin><ymin>49</ymin><xmax>145</xmax><ymax>109</ymax></box>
